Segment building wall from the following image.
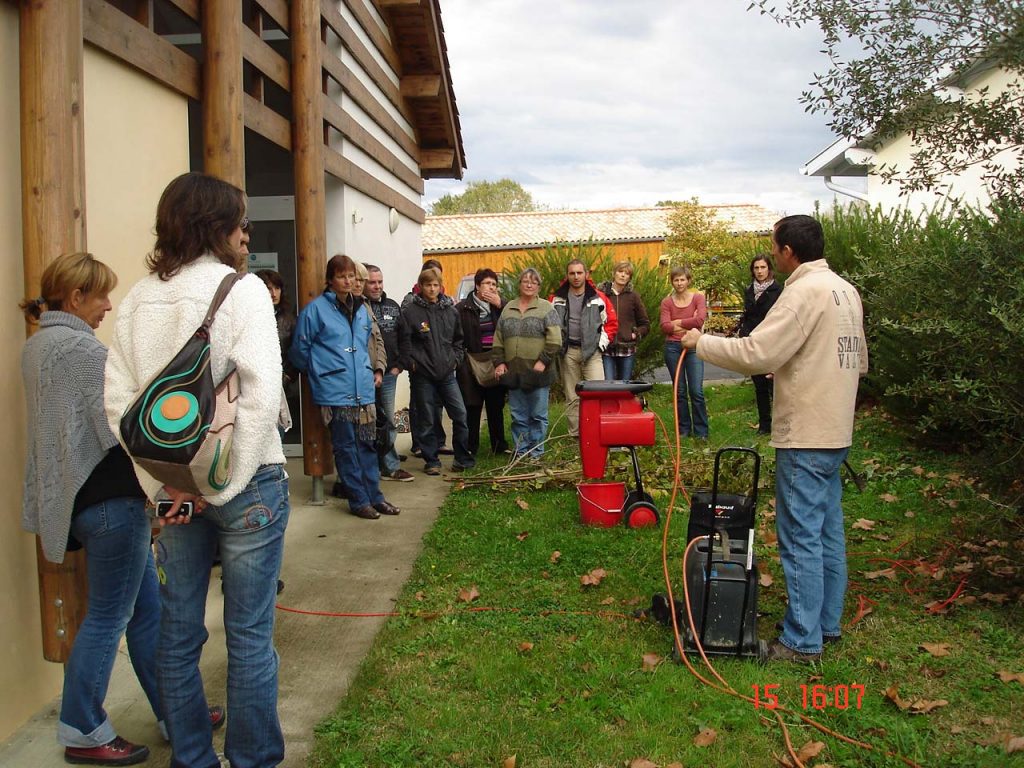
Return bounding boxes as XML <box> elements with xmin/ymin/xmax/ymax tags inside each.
<box><xmin>868</xmin><ymin>66</ymin><xmax>1019</xmax><ymax>215</ymax></box>
<box><xmin>430</xmin><ymin>240</ymin><xmax>665</xmax><ymax>296</ymax></box>
<box><xmin>0</xmin><ymin>29</ymin><xmax>190</xmax><ymax>740</ymax></box>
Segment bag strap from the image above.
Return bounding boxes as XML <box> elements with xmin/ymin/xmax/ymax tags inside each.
<box><xmin>199</xmin><ymin>272</ymin><xmax>245</xmax><ymax>334</ymax></box>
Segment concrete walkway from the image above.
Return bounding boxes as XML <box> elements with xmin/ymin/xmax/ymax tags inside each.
<box><xmin>1</xmin><ymin>435</ymin><xmax>450</xmax><ymax>768</ymax></box>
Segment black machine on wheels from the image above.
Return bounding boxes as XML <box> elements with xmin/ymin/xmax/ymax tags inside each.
<box><xmin>653</xmin><ymin>447</ymin><xmax>766</xmax><ymax>660</ymax></box>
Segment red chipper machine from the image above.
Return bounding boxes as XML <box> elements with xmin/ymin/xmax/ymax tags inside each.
<box><xmin>576</xmin><ymin>381</ymin><xmax>660</xmax><ymax>528</ymax></box>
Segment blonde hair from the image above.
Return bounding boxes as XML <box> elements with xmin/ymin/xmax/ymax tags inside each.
<box><xmin>418</xmin><ymin>267</ymin><xmax>442</xmax><ymax>287</ymax></box>
<box><xmin>354</xmin><ymin>261</ymin><xmax>369</xmax><ymax>281</ymax></box>
<box><xmin>612</xmin><ymin>260</ymin><xmax>634</xmax><ymax>277</ymax></box>
<box><xmin>19</xmin><ymin>252</ymin><xmax>117</xmax><ymax>322</ymax></box>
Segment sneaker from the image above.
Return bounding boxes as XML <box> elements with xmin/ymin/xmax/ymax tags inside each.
<box><xmin>763</xmin><ymin>638</ymin><xmax>822</xmax><ymax>664</ymax></box>
<box><xmin>385</xmin><ymin>469</ymin><xmax>414</xmax><ymax>482</ymax></box>
<box><xmin>774</xmin><ymin>621</ymin><xmax>840</xmax><ymax>644</ymax></box>
<box><xmin>65</xmin><ymin>737</ymin><xmax>150</xmax><ymax>766</ymax></box>
<box><xmin>424</xmin><ymin>465</ymin><xmax>441</xmax><ymax>476</ymax></box>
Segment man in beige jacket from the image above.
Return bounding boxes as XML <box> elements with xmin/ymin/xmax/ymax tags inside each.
<box><xmin>682</xmin><ymin>214</ymin><xmax>867</xmax><ymax>663</ymax></box>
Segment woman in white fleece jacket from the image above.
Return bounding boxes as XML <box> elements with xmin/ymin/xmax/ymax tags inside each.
<box><xmin>105</xmin><ymin>172</ymin><xmax>289</xmax><ymax>768</ymax></box>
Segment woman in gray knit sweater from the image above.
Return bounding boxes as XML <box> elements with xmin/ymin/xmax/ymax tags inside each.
<box><xmin>20</xmin><ymin>253</ymin><xmax>161</xmax><ymax>766</ymax></box>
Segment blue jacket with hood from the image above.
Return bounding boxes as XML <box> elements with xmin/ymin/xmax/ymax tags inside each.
<box><xmin>290</xmin><ymin>290</ymin><xmax>376</xmax><ymax>407</ymax></box>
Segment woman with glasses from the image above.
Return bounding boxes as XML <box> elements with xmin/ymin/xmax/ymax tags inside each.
<box><xmin>105</xmin><ymin>172</ymin><xmax>288</xmax><ymax>768</ymax></box>
<box><xmin>492</xmin><ymin>268</ymin><xmax>562</xmax><ymax>459</ymax></box>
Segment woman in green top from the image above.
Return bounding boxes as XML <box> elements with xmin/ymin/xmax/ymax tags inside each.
<box><xmin>492</xmin><ymin>268</ymin><xmax>562</xmax><ymax>459</ymax></box>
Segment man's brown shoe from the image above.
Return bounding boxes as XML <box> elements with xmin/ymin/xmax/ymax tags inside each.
<box><xmin>65</xmin><ymin>737</ymin><xmax>149</xmax><ymax>766</ymax></box>
<box><xmin>763</xmin><ymin>639</ymin><xmax>821</xmax><ymax>664</ymax></box>
<box><xmin>351</xmin><ymin>505</ymin><xmax>380</xmax><ymax>520</ymax></box>
<box><xmin>374</xmin><ymin>501</ymin><xmax>401</xmax><ymax>516</ymax></box>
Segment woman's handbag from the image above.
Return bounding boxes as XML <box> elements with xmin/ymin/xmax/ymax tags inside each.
<box><xmin>466</xmin><ymin>351</ymin><xmax>500</xmax><ymax>388</ymax></box>
<box><xmin>119</xmin><ymin>272</ymin><xmax>244</xmax><ymax>496</ymax></box>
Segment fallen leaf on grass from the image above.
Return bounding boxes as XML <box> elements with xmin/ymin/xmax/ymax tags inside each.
<box><xmin>518</xmin><ymin>642</ymin><xmax>533</xmax><ymax>653</ymax></box>
<box><xmin>912</xmin><ymin>466</ymin><xmax>925</xmax><ymax>475</ymax></box>
<box><xmin>515</xmin><ymin>497</ymin><xmax>529</xmax><ymax>510</ymax></box>
<box><xmin>852</xmin><ymin>518</ymin><xmax>876</xmax><ymax>530</ymax></box>
<box><xmin>796</xmin><ymin>741</ymin><xmax>826</xmax><ymax>761</ymax></box>
<box><xmin>600</xmin><ymin>596</ymin><xmax>615</xmax><ymax>605</ymax></box>
<box><xmin>918</xmin><ymin>664</ymin><xmax>947</xmax><ymax>679</ymax></box>
<box><xmin>980</xmin><ymin>592</ymin><xmax>1010</xmax><ymax>605</ymax></box>
<box><xmin>516</xmin><ymin>531</ymin><xmax>529</xmax><ymax>541</ymax></box>
<box><xmin>759</xmin><ymin>572</ymin><xmax>774</xmax><ymax>587</ymax></box>
<box><xmin>642</xmin><ymin>653</ymin><xmax>663</xmax><ymax>671</ymax></box>
<box><xmin>880</xmin><ymin>493</ymin><xmax>899</xmax><ymax>503</ymax></box>
<box><xmin>863</xmin><ymin>568</ymin><xmax>897</xmax><ymax>581</ymax></box>
<box><xmin>580</xmin><ymin>567</ymin><xmax>607</xmax><ymax>586</ymax></box>
<box><xmin>919</xmin><ymin>642</ymin><xmax>951</xmax><ymax>657</ymax></box>
<box><xmin>550</xmin><ymin>550</ymin><xmax>561</xmax><ymax>564</ymax></box>
<box><xmin>628</xmin><ymin>759</ymin><xmax>659</xmax><ymax>768</ymax></box>
<box><xmin>693</xmin><ymin>727</ymin><xmax>717</xmax><ymax>747</ymax></box>
<box><xmin>997</xmin><ymin>671</ymin><xmax>1024</xmax><ymax>684</ymax></box>
<box><xmin>503</xmin><ymin>756</ymin><xmax>516</xmax><ymax>768</ymax></box>
<box><xmin>1007</xmin><ymin>736</ymin><xmax>1024</xmax><ymax>754</ymax></box>
<box><xmin>884</xmin><ymin>686</ymin><xmax>910</xmax><ymax>710</ymax></box>
<box><xmin>457</xmin><ymin>585</ymin><xmax>480</xmax><ymax>603</ymax></box>
<box><xmin>904</xmin><ymin>511</ymin><xmax>915</xmax><ymax>518</ymax></box>
<box><xmin>910</xmin><ymin>699</ymin><xmax>949</xmax><ymax>714</ymax></box>
<box><xmin>414</xmin><ymin>591</ymin><xmax>425</xmax><ymax>601</ymax></box>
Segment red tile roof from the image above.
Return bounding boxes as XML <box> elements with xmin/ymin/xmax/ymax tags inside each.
<box><xmin>423</xmin><ymin>204</ymin><xmax>779</xmax><ymax>253</ymax></box>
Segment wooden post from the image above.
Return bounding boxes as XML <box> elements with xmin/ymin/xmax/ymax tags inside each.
<box><xmin>291</xmin><ymin>0</ymin><xmax>333</xmax><ymax>483</ymax></box>
<box><xmin>19</xmin><ymin>0</ymin><xmax>90</xmax><ymax>664</ymax></box>
<box><xmin>202</xmin><ymin>0</ymin><xmax>245</xmax><ymax>188</ymax></box>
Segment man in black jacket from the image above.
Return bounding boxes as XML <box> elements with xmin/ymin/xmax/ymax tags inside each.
<box><xmin>364</xmin><ymin>264</ymin><xmax>414</xmax><ymax>481</ymax></box>
<box><xmin>398</xmin><ymin>268</ymin><xmax>474</xmax><ymax>475</ymax></box>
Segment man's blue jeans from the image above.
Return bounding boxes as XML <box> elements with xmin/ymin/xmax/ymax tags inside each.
<box><xmin>663</xmin><ymin>341</ymin><xmax>709</xmax><ymax>437</ymax></box>
<box><xmin>330</xmin><ymin>413</ymin><xmax>385</xmax><ymax>511</ymax></box>
<box><xmin>377</xmin><ymin>372</ymin><xmax>400</xmax><ymax>474</ymax></box>
<box><xmin>507</xmin><ymin>386</ymin><xmax>550</xmax><ymax>458</ymax></box>
<box><xmin>602</xmin><ymin>354</ymin><xmax>635</xmax><ymax>381</ymax></box>
<box><xmin>156</xmin><ymin>464</ymin><xmax>290</xmax><ymax>768</ymax></box>
<box><xmin>410</xmin><ymin>372</ymin><xmax>473</xmax><ymax>468</ymax></box>
<box><xmin>58</xmin><ymin>498</ymin><xmax>161</xmax><ymax>747</ymax></box>
<box><xmin>775</xmin><ymin>447</ymin><xmax>850</xmax><ymax>654</ymax></box>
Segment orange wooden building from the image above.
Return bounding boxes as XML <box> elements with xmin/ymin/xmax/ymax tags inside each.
<box><xmin>422</xmin><ymin>204</ymin><xmax>779</xmax><ymax>295</ymax></box>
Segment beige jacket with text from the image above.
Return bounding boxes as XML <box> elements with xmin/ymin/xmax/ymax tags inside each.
<box><xmin>697</xmin><ymin>259</ymin><xmax>867</xmax><ymax>449</ymax></box>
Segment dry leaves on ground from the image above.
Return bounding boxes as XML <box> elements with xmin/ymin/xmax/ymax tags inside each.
<box><xmin>516</xmin><ymin>531</ymin><xmax>529</xmax><ymax>541</ymax></box>
<box><xmin>628</xmin><ymin>759</ymin><xmax>659</xmax><ymax>768</ymax></box>
<box><xmin>693</xmin><ymin>728</ymin><xmax>717</xmax><ymax>747</ymax></box>
<box><xmin>517</xmin><ymin>642</ymin><xmax>533</xmax><ymax>653</ymax></box>
<box><xmin>880</xmin><ymin>493</ymin><xmax>899</xmax><ymax>503</ymax></box>
<box><xmin>883</xmin><ymin>686</ymin><xmax>949</xmax><ymax>714</ymax></box>
<box><xmin>863</xmin><ymin>568</ymin><xmax>898</xmax><ymax>581</ymax></box>
<box><xmin>502</xmin><ymin>755</ymin><xmax>516</xmax><ymax>768</ymax></box>
<box><xmin>580</xmin><ymin>567</ymin><xmax>607</xmax><ymax>586</ymax></box>
<box><xmin>1007</xmin><ymin>736</ymin><xmax>1024</xmax><ymax>754</ymax></box>
<box><xmin>852</xmin><ymin>518</ymin><xmax>876</xmax><ymax>530</ymax></box>
<box><xmin>997</xmin><ymin>670</ymin><xmax>1024</xmax><ymax>684</ymax></box>
<box><xmin>642</xmin><ymin>653</ymin><xmax>663</xmax><ymax>672</ymax></box>
<box><xmin>457</xmin><ymin>585</ymin><xmax>480</xmax><ymax>603</ymax></box>
<box><xmin>515</xmin><ymin>497</ymin><xmax>529</xmax><ymax>510</ymax></box>
<box><xmin>550</xmin><ymin>550</ymin><xmax>561</xmax><ymax>564</ymax></box>
<box><xmin>919</xmin><ymin>642</ymin><xmax>952</xmax><ymax>657</ymax></box>
<box><xmin>759</xmin><ymin>572</ymin><xmax>774</xmax><ymax>587</ymax></box>
<box><xmin>796</xmin><ymin>741</ymin><xmax>826</xmax><ymax>762</ymax></box>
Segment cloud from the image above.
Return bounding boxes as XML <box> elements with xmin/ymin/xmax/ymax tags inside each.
<box><xmin>430</xmin><ymin>0</ymin><xmax>845</xmax><ymax>215</ymax></box>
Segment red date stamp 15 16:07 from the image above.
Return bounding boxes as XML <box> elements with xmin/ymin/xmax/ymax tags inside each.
<box><xmin>752</xmin><ymin>683</ymin><xmax>866</xmax><ymax>710</ymax></box>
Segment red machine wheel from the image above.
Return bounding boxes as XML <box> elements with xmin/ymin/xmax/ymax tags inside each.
<box><xmin>625</xmin><ymin>502</ymin><xmax>659</xmax><ymax>528</ymax></box>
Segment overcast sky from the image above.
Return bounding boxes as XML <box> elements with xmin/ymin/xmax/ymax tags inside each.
<box><xmin>424</xmin><ymin>0</ymin><xmax>854</xmax><ymax>216</ymax></box>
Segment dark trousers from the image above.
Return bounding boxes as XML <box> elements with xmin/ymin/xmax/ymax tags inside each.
<box><xmin>466</xmin><ymin>385</ymin><xmax>509</xmax><ymax>456</ymax></box>
<box><xmin>752</xmin><ymin>373</ymin><xmax>773</xmax><ymax>432</ymax></box>
<box><xmin>409</xmin><ymin>389</ymin><xmax>445</xmax><ymax>452</ymax></box>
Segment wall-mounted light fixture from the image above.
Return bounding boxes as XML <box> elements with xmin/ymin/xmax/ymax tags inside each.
<box><xmin>388</xmin><ymin>207</ymin><xmax>399</xmax><ymax>234</ymax></box>
<box><xmin>352</xmin><ymin>209</ymin><xmax>364</xmax><ymax>225</ymax></box>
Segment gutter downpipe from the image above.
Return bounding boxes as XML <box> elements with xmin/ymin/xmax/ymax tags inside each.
<box><xmin>824</xmin><ymin>176</ymin><xmax>870</xmax><ymax>202</ymax></box>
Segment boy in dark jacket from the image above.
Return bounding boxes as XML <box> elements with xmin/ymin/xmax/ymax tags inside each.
<box><xmin>398</xmin><ymin>268</ymin><xmax>474</xmax><ymax>475</ymax></box>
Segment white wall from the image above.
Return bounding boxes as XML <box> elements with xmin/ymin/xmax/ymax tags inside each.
<box><xmin>868</xmin><ymin>66</ymin><xmax>1019</xmax><ymax>216</ymax></box>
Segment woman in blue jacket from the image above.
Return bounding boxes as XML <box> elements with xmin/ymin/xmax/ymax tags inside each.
<box><xmin>290</xmin><ymin>254</ymin><xmax>398</xmax><ymax>519</ymax></box>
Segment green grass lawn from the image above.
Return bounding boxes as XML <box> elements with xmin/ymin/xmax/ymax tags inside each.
<box><xmin>310</xmin><ymin>382</ymin><xmax>1023</xmax><ymax>768</ymax></box>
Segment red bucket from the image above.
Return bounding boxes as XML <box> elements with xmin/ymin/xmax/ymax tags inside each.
<box><xmin>577</xmin><ymin>482</ymin><xmax>625</xmax><ymax>527</ymax></box>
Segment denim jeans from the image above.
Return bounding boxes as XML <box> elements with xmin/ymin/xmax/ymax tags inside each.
<box><xmin>58</xmin><ymin>498</ymin><xmax>161</xmax><ymax>747</ymax></box>
<box><xmin>410</xmin><ymin>372</ymin><xmax>473</xmax><ymax>468</ymax></box>
<box><xmin>602</xmin><ymin>354</ymin><xmax>635</xmax><ymax>381</ymax></box>
<box><xmin>663</xmin><ymin>341</ymin><xmax>709</xmax><ymax>438</ymax></box>
<box><xmin>775</xmin><ymin>447</ymin><xmax>850</xmax><ymax>654</ymax></box>
<box><xmin>376</xmin><ymin>372</ymin><xmax>400</xmax><ymax>474</ymax></box>
<box><xmin>507</xmin><ymin>386</ymin><xmax>550</xmax><ymax>458</ymax></box>
<box><xmin>329</xmin><ymin>414</ymin><xmax>385</xmax><ymax>511</ymax></box>
<box><xmin>409</xmin><ymin>389</ymin><xmax>445</xmax><ymax>453</ymax></box>
<box><xmin>156</xmin><ymin>464</ymin><xmax>290</xmax><ymax>768</ymax></box>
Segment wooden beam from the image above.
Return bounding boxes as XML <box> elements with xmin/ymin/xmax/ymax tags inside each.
<box><xmin>321</xmin><ymin>94</ymin><xmax>423</xmax><ymax>194</ymax></box>
<box><xmin>242</xmin><ymin>24</ymin><xmax>290</xmax><ymax>91</ymax></box>
<box><xmin>324</xmin><ymin>147</ymin><xmax>425</xmax><ymax>224</ymax></box>
<box><xmin>400</xmin><ymin>74</ymin><xmax>440</xmax><ymax>98</ymax></box>
<box><xmin>243</xmin><ymin>93</ymin><xmax>291</xmax><ymax>150</ymax></box>
<box><xmin>376</xmin><ymin>0</ymin><xmax>422</xmax><ymax>6</ymax></box>
<box><xmin>83</xmin><ymin>0</ymin><xmax>200</xmax><ymax>100</ymax></box>
<box><xmin>255</xmin><ymin>0</ymin><xmax>289</xmax><ymax>33</ymax></box>
<box><xmin>340</xmin><ymin>0</ymin><xmax>402</xmax><ymax>76</ymax></box>
<box><xmin>420</xmin><ymin>148</ymin><xmax>455</xmax><ymax>170</ymax></box>
<box><xmin>321</xmin><ymin>0</ymin><xmax>412</xmax><ymax>124</ymax></box>
<box><xmin>291</xmin><ymin>0</ymin><xmax>333</xmax><ymax>480</ymax></box>
<box><xmin>165</xmin><ymin>0</ymin><xmax>199</xmax><ymax>21</ymax></box>
<box><xmin>320</xmin><ymin>42</ymin><xmax>418</xmax><ymax>158</ymax></box>
<box><xmin>202</xmin><ymin>0</ymin><xmax>245</xmax><ymax>187</ymax></box>
<box><xmin>20</xmin><ymin>0</ymin><xmax>90</xmax><ymax>665</ymax></box>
